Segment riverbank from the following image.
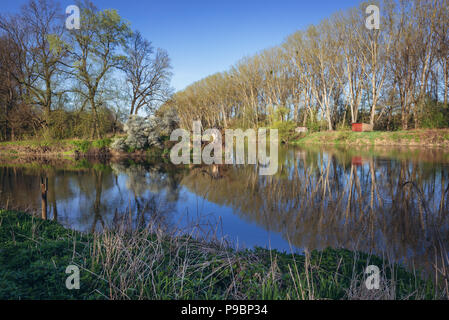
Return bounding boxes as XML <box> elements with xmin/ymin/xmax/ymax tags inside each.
<box><xmin>0</xmin><ymin>209</ymin><xmax>442</xmax><ymax>300</ymax></box>
<box><xmin>0</xmin><ymin>138</ymin><xmax>172</xmax><ymax>162</ymax></box>
<box><xmin>292</xmin><ymin>129</ymin><xmax>449</xmax><ymax>147</ymax></box>
<box><xmin>0</xmin><ymin>139</ymin><xmax>79</xmax><ymax>158</ymax></box>
<box><xmin>2</xmin><ymin>129</ymin><xmax>449</xmax><ymax>159</ymax></box>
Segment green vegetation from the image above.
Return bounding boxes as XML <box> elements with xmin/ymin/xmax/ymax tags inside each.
<box><xmin>71</xmin><ymin>140</ymin><xmax>92</xmax><ymax>154</ymax></box>
<box><xmin>292</xmin><ymin>129</ymin><xmax>449</xmax><ymax>147</ymax></box>
<box><xmin>0</xmin><ymin>210</ymin><xmax>441</xmax><ymax>300</ymax></box>
<box><xmin>0</xmin><ymin>0</ymin><xmax>171</xmax><ymax>142</ymax></box>
<box><xmin>420</xmin><ymin>99</ymin><xmax>449</xmax><ymax>129</ymax></box>
<box><xmin>270</xmin><ymin>120</ymin><xmax>299</xmax><ymax>143</ymax></box>
<box><xmin>0</xmin><ymin>138</ymin><xmax>115</xmax><ymax>157</ymax></box>
<box><xmin>72</xmin><ymin>138</ymin><xmax>112</xmax><ymax>154</ymax></box>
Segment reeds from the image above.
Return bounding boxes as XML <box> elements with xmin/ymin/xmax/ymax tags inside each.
<box><xmin>1</xmin><ymin>208</ymin><xmax>447</xmax><ymax>300</ymax></box>
<box><xmin>68</xmin><ymin>209</ymin><xmax>447</xmax><ymax>300</ymax></box>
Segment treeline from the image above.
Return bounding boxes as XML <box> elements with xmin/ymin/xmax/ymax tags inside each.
<box><xmin>167</xmin><ymin>0</ymin><xmax>449</xmax><ymax>131</ymax></box>
<box><xmin>0</xmin><ymin>0</ymin><xmax>172</xmax><ymax>141</ymax></box>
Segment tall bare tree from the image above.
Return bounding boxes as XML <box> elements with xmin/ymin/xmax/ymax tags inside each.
<box><xmin>122</xmin><ymin>31</ymin><xmax>172</xmax><ymax>116</ymax></box>
<box><xmin>0</xmin><ymin>0</ymin><xmax>66</xmax><ymax>123</ymax></box>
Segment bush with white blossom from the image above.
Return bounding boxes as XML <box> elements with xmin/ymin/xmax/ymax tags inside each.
<box><xmin>111</xmin><ymin>109</ymin><xmax>179</xmax><ymax>152</ymax></box>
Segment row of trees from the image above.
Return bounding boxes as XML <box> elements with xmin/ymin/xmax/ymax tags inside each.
<box><xmin>167</xmin><ymin>0</ymin><xmax>449</xmax><ymax>131</ymax></box>
<box><xmin>0</xmin><ymin>0</ymin><xmax>172</xmax><ymax>140</ymax></box>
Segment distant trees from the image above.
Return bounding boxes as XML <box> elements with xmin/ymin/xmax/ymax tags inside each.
<box><xmin>0</xmin><ymin>0</ymin><xmax>172</xmax><ymax>141</ymax></box>
<box><xmin>2</xmin><ymin>0</ymin><xmax>448</xmax><ymax>140</ymax></box>
<box><xmin>169</xmin><ymin>0</ymin><xmax>449</xmax><ymax>132</ymax></box>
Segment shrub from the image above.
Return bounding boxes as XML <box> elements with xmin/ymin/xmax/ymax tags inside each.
<box><xmin>420</xmin><ymin>99</ymin><xmax>449</xmax><ymax>129</ymax></box>
<box><xmin>71</xmin><ymin>140</ymin><xmax>91</xmax><ymax>153</ymax></box>
<box><xmin>112</xmin><ymin>109</ymin><xmax>179</xmax><ymax>152</ymax></box>
<box><xmin>111</xmin><ymin>137</ymin><xmax>127</xmax><ymax>151</ymax></box>
<box><xmin>92</xmin><ymin>138</ymin><xmax>112</xmax><ymax>149</ymax></box>
<box><xmin>272</xmin><ymin>120</ymin><xmax>298</xmax><ymax>143</ymax></box>
<box><xmin>124</xmin><ymin>116</ymin><xmax>150</xmax><ymax>150</ymax></box>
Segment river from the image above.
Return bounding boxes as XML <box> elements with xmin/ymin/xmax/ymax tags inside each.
<box><xmin>1</xmin><ymin>145</ymin><xmax>448</xmax><ymax>274</ymax></box>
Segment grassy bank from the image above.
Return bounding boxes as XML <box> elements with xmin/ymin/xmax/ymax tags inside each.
<box><xmin>2</xmin><ymin>129</ymin><xmax>449</xmax><ymax>158</ymax></box>
<box><xmin>0</xmin><ymin>210</ymin><xmax>442</xmax><ymax>300</ymax></box>
<box><xmin>0</xmin><ymin>138</ymin><xmax>171</xmax><ymax>162</ymax></box>
<box><xmin>0</xmin><ymin>139</ymin><xmax>79</xmax><ymax>157</ymax></box>
<box><xmin>292</xmin><ymin>129</ymin><xmax>449</xmax><ymax>147</ymax></box>
<box><xmin>0</xmin><ymin>138</ymin><xmax>111</xmax><ymax>157</ymax></box>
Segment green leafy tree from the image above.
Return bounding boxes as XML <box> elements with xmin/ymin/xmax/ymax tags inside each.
<box><xmin>63</xmin><ymin>1</ymin><xmax>131</xmax><ymax>138</ymax></box>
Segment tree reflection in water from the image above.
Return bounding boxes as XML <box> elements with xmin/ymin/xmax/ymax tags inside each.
<box><xmin>180</xmin><ymin>146</ymin><xmax>449</xmax><ymax>275</ymax></box>
<box><xmin>1</xmin><ymin>146</ymin><xmax>448</xmax><ymax>275</ymax></box>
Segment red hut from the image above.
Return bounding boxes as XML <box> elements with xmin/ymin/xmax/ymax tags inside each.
<box><xmin>352</xmin><ymin>123</ymin><xmax>373</xmax><ymax>132</ymax></box>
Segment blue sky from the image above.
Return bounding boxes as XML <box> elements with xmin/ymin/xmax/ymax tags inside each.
<box><xmin>1</xmin><ymin>0</ymin><xmax>362</xmax><ymax>91</ymax></box>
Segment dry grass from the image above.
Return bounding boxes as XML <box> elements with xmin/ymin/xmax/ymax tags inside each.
<box><xmin>1</xmin><ymin>208</ymin><xmax>448</xmax><ymax>300</ymax></box>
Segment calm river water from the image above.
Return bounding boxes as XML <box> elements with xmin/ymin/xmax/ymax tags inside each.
<box><xmin>1</xmin><ymin>145</ymin><xmax>449</xmax><ymax>273</ymax></box>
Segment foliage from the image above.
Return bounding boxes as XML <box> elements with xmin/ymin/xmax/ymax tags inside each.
<box><xmin>420</xmin><ymin>99</ymin><xmax>449</xmax><ymax>129</ymax></box>
<box><xmin>271</xmin><ymin>120</ymin><xmax>298</xmax><ymax>143</ymax></box>
<box><xmin>0</xmin><ymin>0</ymin><xmax>171</xmax><ymax>142</ymax></box>
<box><xmin>0</xmin><ymin>210</ymin><xmax>440</xmax><ymax>300</ymax></box>
<box><xmin>92</xmin><ymin>138</ymin><xmax>112</xmax><ymax>149</ymax></box>
<box><xmin>0</xmin><ymin>210</ymin><xmax>104</xmax><ymax>299</ymax></box>
<box><xmin>71</xmin><ymin>140</ymin><xmax>92</xmax><ymax>153</ymax></box>
<box><xmin>70</xmin><ymin>138</ymin><xmax>112</xmax><ymax>154</ymax></box>
<box><xmin>111</xmin><ymin>109</ymin><xmax>179</xmax><ymax>152</ymax></box>
<box><xmin>110</xmin><ymin>137</ymin><xmax>127</xmax><ymax>152</ymax></box>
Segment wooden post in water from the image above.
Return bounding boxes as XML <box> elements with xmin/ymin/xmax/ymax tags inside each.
<box><xmin>41</xmin><ymin>177</ymin><xmax>48</xmax><ymax>220</ymax></box>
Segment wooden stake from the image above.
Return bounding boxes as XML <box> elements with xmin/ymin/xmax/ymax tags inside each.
<box><xmin>41</xmin><ymin>177</ymin><xmax>48</xmax><ymax>220</ymax></box>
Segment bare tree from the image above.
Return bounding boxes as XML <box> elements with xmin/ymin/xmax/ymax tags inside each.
<box><xmin>353</xmin><ymin>1</ymin><xmax>393</xmax><ymax>127</ymax></box>
<box><xmin>435</xmin><ymin>0</ymin><xmax>449</xmax><ymax>105</ymax></box>
<box><xmin>303</xmin><ymin>21</ymin><xmax>342</xmax><ymax>131</ymax></box>
<box><xmin>122</xmin><ymin>31</ymin><xmax>172</xmax><ymax>116</ymax></box>
<box><xmin>168</xmin><ymin>0</ymin><xmax>448</xmax><ymax>132</ymax></box>
<box><xmin>335</xmin><ymin>8</ymin><xmax>364</xmax><ymax>124</ymax></box>
<box><xmin>0</xmin><ymin>0</ymin><xmax>66</xmax><ymax>123</ymax></box>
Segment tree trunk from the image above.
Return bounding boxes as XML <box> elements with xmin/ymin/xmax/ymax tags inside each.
<box><xmin>327</xmin><ymin>108</ymin><xmax>333</xmax><ymax>131</ymax></box>
<box><xmin>370</xmin><ymin>72</ymin><xmax>377</xmax><ymax>126</ymax></box>
<box><xmin>130</xmin><ymin>100</ymin><xmax>136</xmax><ymax>115</ymax></box>
<box><xmin>401</xmin><ymin>108</ymin><xmax>409</xmax><ymax>130</ymax></box>
<box><xmin>45</xmin><ymin>77</ymin><xmax>52</xmax><ymax>123</ymax></box>
<box><xmin>90</xmin><ymin>96</ymin><xmax>100</xmax><ymax>139</ymax></box>
<box><xmin>41</xmin><ymin>177</ymin><xmax>48</xmax><ymax>220</ymax></box>
<box><xmin>221</xmin><ymin>105</ymin><xmax>228</xmax><ymax>128</ymax></box>
<box><xmin>302</xmin><ymin>110</ymin><xmax>308</xmax><ymax>126</ymax></box>
<box><xmin>444</xmin><ymin>58</ymin><xmax>448</xmax><ymax>105</ymax></box>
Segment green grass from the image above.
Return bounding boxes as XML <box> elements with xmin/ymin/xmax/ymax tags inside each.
<box><xmin>0</xmin><ymin>138</ymin><xmax>113</xmax><ymax>156</ymax></box>
<box><xmin>71</xmin><ymin>139</ymin><xmax>111</xmax><ymax>153</ymax></box>
<box><xmin>0</xmin><ymin>210</ymin><xmax>103</xmax><ymax>299</ymax></box>
<box><xmin>292</xmin><ymin>129</ymin><xmax>449</xmax><ymax>147</ymax></box>
<box><xmin>71</xmin><ymin>140</ymin><xmax>91</xmax><ymax>153</ymax></box>
<box><xmin>0</xmin><ymin>210</ymin><xmax>441</xmax><ymax>300</ymax></box>
<box><xmin>0</xmin><ymin>139</ymin><xmax>73</xmax><ymax>148</ymax></box>
<box><xmin>92</xmin><ymin>138</ymin><xmax>112</xmax><ymax>149</ymax></box>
